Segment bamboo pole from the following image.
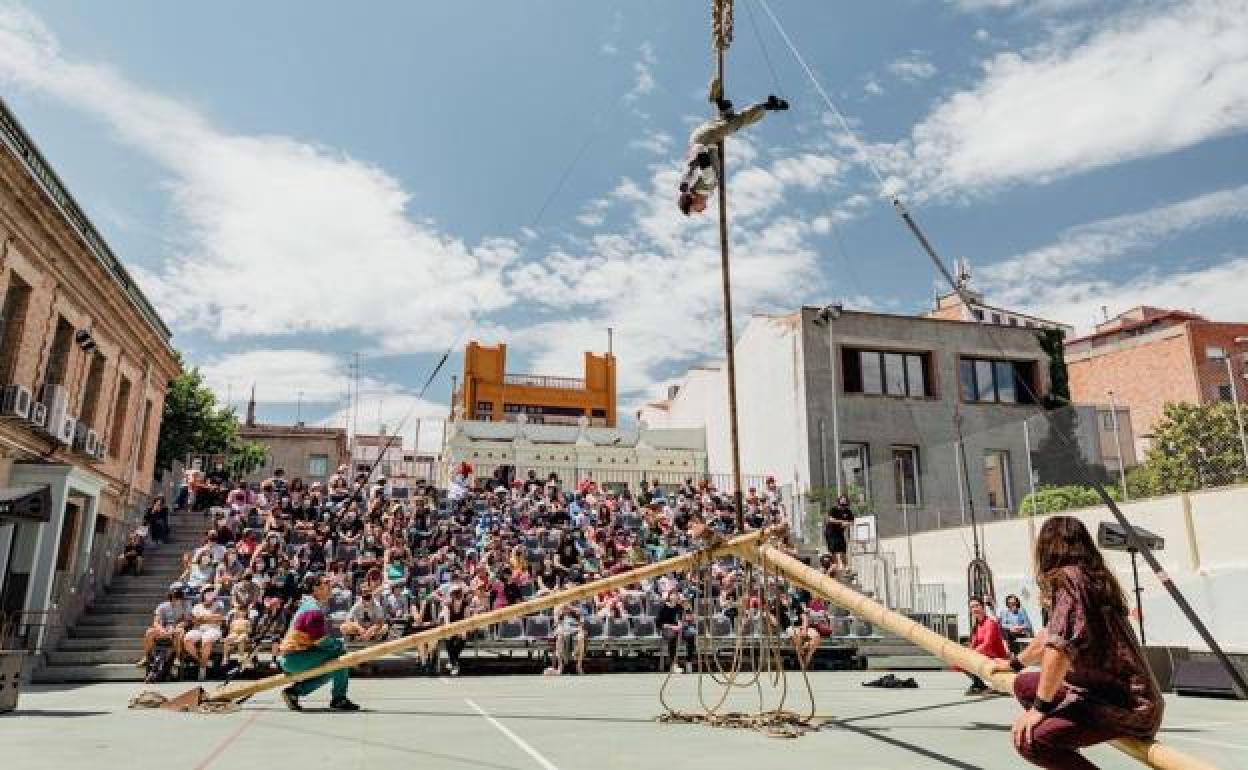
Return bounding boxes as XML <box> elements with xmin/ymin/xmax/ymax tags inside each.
<box><xmin>204</xmin><ymin>531</ymin><xmax>762</xmax><ymax>703</ymax></box>
<box><xmin>757</xmin><ymin>544</ymin><xmax>1220</xmax><ymax>770</ymax></box>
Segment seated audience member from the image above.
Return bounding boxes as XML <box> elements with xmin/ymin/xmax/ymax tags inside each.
<box><xmin>118</xmin><ymin>531</ymin><xmax>145</xmax><ymax>576</ymax></box>
<box><xmin>220</xmin><ymin>604</ymin><xmax>254</xmax><ymax>668</ymax></box>
<box><xmin>184</xmin><ymin>588</ymin><xmax>226</xmax><ymax>680</ymax></box>
<box><xmin>139</xmin><ymin>584</ymin><xmax>190</xmax><ymax>667</ymax></box>
<box><xmin>964</xmin><ymin>596</ymin><xmax>1008</xmax><ymax>695</ymax></box>
<box><xmin>997</xmin><ymin>593</ymin><xmax>1034</xmax><ymax>654</ymax></box>
<box><xmin>185</xmin><ymin>551</ymin><xmax>217</xmax><ymax>589</ymax></box>
<box><xmin>341</xmin><ymin>589</ymin><xmax>388</xmax><ymax>641</ymax></box>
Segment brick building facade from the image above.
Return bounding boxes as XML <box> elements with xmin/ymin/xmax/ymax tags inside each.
<box><xmin>0</xmin><ymin>98</ymin><xmax>180</xmax><ymax>642</ymax></box>
<box><xmin>1066</xmin><ymin>307</ymin><xmax>1248</xmax><ymax>453</ymax></box>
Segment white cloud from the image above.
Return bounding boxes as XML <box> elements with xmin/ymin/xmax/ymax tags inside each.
<box><xmin>863</xmin><ymin>79</ymin><xmax>884</xmax><ymax>97</ymax></box>
<box><xmin>981</xmin><ymin>184</ymin><xmax>1248</xmax><ymax>298</ymax></box>
<box><xmin>198</xmin><ymin>348</ymin><xmax>447</xmax><ymax>449</ymax></box>
<box><xmin>0</xmin><ymin>6</ymin><xmax>518</xmax><ymax>352</ymax></box>
<box><xmin>624</xmin><ymin>41</ymin><xmax>657</xmax><ymax>102</ymax></box>
<box><xmin>629</xmin><ymin>129</ymin><xmax>673</xmax><ymax>155</ymax></box>
<box><xmin>507</xmin><ymin>157</ymin><xmax>832</xmax><ymax>395</ymax></box>
<box><xmin>200</xmin><ymin>350</ymin><xmax>357</xmax><ymax>405</ymax></box>
<box><xmin>575</xmin><ymin>198</ymin><xmax>611</xmax><ymax>227</ymax></box>
<box><xmin>888</xmin><ymin>51</ymin><xmax>937</xmax><ymax>82</ymax></box>
<box><xmin>949</xmin><ymin>0</ymin><xmax>1099</xmax><ymax>13</ymax></box>
<box><xmin>906</xmin><ymin>0</ymin><xmax>1248</xmax><ymax>198</ymax></box>
<box><xmin>1018</xmin><ymin>257</ymin><xmax>1248</xmax><ymax>335</ymax></box>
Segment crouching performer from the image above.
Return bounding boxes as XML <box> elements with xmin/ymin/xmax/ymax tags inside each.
<box><xmin>992</xmin><ymin>516</ymin><xmax>1162</xmax><ymax>769</ymax></box>
<box><xmin>278</xmin><ymin>573</ymin><xmax>360</xmax><ymax>712</ymax></box>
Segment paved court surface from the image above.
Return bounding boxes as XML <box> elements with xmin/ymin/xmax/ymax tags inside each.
<box><xmin>5</xmin><ymin>672</ymin><xmax>1247</xmax><ymax>770</ymax></box>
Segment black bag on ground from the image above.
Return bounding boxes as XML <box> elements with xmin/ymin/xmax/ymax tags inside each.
<box><xmin>145</xmin><ymin>639</ymin><xmax>175</xmax><ymax>684</ymax></box>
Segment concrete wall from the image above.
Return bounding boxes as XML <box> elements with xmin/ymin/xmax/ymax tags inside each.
<box><xmin>800</xmin><ymin>307</ymin><xmax>1049</xmax><ymax>537</ymax></box>
<box><xmin>879</xmin><ymin>485</ymin><xmax>1248</xmax><ymax>652</ymax></box>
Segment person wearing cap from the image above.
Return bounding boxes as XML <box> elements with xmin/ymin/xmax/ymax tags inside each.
<box><xmin>278</xmin><ymin>573</ymin><xmax>359</xmax><ymax>712</ymax></box>
<box><xmin>138</xmin><ymin>584</ymin><xmax>191</xmax><ymax>667</ymax></box>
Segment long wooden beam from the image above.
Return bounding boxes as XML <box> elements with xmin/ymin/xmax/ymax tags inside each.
<box><xmin>205</xmin><ymin>530</ymin><xmax>761</xmax><ymax>703</ymax></box>
<box><xmin>757</xmin><ymin>543</ymin><xmax>1220</xmax><ymax>770</ymax></box>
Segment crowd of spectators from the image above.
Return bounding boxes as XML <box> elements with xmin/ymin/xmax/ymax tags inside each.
<box><xmin>135</xmin><ymin>461</ymin><xmax>856</xmax><ymax>682</ymax></box>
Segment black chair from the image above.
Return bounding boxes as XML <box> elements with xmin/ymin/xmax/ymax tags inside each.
<box><xmin>525</xmin><ymin>615</ymin><xmax>553</xmax><ymax>639</ymax></box>
<box><xmin>497</xmin><ymin>619</ymin><xmax>526</xmax><ymax>640</ymax></box>
<box><xmin>709</xmin><ymin>614</ymin><xmax>733</xmax><ymax>638</ymax></box>
<box><xmin>606</xmin><ymin>617</ymin><xmax>632</xmax><ymax>639</ymax></box>
<box><xmin>582</xmin><ymin>617</ymin><xmax>605</xmax><ymax>640</ymax></box>
<box><xmin>631</xmin><ymin>615</ymin><xmax>658</xmax><ymax>638</ymax></box>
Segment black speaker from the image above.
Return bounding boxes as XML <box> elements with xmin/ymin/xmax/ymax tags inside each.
<box><xmin>1172</xmin><ymin>660</ymin><xmax>1242</xmax><ymax>699</ymax></box>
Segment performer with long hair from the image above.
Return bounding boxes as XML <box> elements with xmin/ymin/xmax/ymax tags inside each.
<box><xmin>992</xmin><ymin>516</ymin><xmax>1163</xmax><ymax>769</ymax></box>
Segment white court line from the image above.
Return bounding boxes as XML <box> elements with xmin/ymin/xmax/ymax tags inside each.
<box><xmin>464</xmin><ymin>697</ymin><xmax>560</xmax><ymax>770</ymax></box>
<box><xmin>1163</xmin><ymin>734</ymin><xmax>1248</xmax><ymax>752</ymax></box>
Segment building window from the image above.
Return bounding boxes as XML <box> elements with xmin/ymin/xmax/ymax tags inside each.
<box><xmin>44</xmin><ymin>316</ymin><xmax>74</xmax><ymax>388</ymax></box>
<box><xmin>972</xmin><ymin>308</ymin><xmax>984</xmax><ymax>321</ymax></box>
<box><xmin>475</xmin><ymin>400</ymin><xmax>494</xmax><ymax>420</ymax></box>
<box><xmin>136</xmin><ymin>399</ymin><xmax>153</xmax><ymax>469</ymax></box>
<box><xmin>984</xmin><ymin>450</ymin><xmax>1013</xmax><ymax>513</ymax></box>
<box><xmin>1101</xmin><ymin>411</ymin><xmax>1116</xmax><ymax>430</ymax></box>
<box><xmin>1008</xmin><ymin>317</ymin><xmax>1019</xmax><ymax>327</ymax></box>
<box><xmin>1218</xmin><ymin>384</ymin><xmax>1234</xmax><ymax>402</ymax></box>
<box><xmin>0</xmin><ymin>274</ymin><xmax>33</xmax><ymax>383</ymax></box>
<box><xmin>109</xmin><ymin>376</ymin><xmax>131</xmax><ymax>458</ymax></box>
<box><xmin>79</xmin><ymin>353</ymin><xmax>106</xmax><ymax>429</ymax></box>
<box><xmin>892</xmin><ymin>447</ymin><xmax>920</xmax><ymax>507</ymax></box>
<box><xmin>960</xmin><ymin>358</ymin><xmax>1037</xmax><ymax>404</ymax></box>
<box><xmin>1207</xmin><ymin>346</ymin><xmax>1226</xmax><ymax>360</ymax></box>
<box><xmin>307</xmin><ymin>454</ymin><xmax>329</xmax><ymax>477</ymax></box>
<box><xmin>991</xmin><ymin>313</ymin><xmax>1002</xmax><ymax>324</ymax></box>
<box><xmin>840</xmin><ymin>443</ymin><xmax>870</xmax><ymax>500</ymax></box>
<box><xmin>843</xmin><ymin>349</ymin><xmax>930</xmax><ymax>398</ymax></box>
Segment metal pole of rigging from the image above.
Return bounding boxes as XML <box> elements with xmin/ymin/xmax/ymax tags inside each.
<box><xmin>713</xmin><ymin>6</ymin><xmax>746</xmax><ymax>532</ymax></box>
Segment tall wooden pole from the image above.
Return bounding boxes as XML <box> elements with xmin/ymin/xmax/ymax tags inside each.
<box><xmin>714</xmin><ymin>28</ymin><xmax>746</xmax><ymax>533</ymax></box>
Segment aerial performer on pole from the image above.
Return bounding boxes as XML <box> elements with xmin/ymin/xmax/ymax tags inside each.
<box><xmin>677</xmin><ymin>88</ymin><xmax>788</xmax><ymax>216</ymax></box>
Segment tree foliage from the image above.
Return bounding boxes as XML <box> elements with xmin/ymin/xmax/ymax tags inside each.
<box><xmin>1130</xmin><ymin>401</ymin><xmax>1247</xmax><ymax>494</ymax></box>
<box><xmin>1018</xmin><ymin>401</ymin><xmax>1247</xmax><ymax>513</ymax></box>
<box><xmin>155</xmin><ymin>365</ymin><xmax>265</xmax><ymax>474</ymax></box>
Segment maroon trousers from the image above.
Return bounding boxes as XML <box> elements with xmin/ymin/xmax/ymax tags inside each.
<box><xmin>1012</xmin><ymin>672</ymin><xmax>1122</xmax><ymax>770</ymax></box>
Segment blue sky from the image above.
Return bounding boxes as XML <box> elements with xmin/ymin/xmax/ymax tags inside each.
<box><xmin>2</xmin><ymin>0</ymin><xmax>1246</xmax><ymax>447</ymax></box>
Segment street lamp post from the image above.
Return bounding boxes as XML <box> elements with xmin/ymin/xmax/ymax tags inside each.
<box><xmin>1227</xmin><ymin>337</ymin><xmax>1248</xmax><ymax>475</ymax></box>
<box><xmin>1107</xmin><ymin>390</ymin><xmax>1129</xmax><ymax>501</ymax></box>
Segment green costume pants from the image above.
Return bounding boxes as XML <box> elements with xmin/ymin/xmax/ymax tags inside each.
<box><xmin>280</xmin><ymin>645</ymin><xmax>349</xmax><ymax>699</ymax></box>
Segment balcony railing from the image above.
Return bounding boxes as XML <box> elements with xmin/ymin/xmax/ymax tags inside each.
<box><xmin>503</xmin><ymin>373</ymin><xmax>586</xmax><ymax>390</ymax></box>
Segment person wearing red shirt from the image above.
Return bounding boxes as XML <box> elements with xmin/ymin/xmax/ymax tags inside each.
<box><xmin>965</xmin><ymin>596</ymin><xmax>1009</xmax><ymax>695</ymax></box>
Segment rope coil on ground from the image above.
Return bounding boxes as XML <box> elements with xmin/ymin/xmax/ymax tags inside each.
<box><xmin>658</xmin><ymin>536</ymin><xmax>819</xmax><ymax>738</ymax></box>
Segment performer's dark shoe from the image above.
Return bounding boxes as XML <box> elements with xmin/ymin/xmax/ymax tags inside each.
<box><xmin>281</xmin><ymin>687</ymin><xmax>302</xmax><ymax>711</ymax></box>
<box><xmin>765</xmin><ymin>95</ymin><xmax>789</xmax><ymax>111</ymax></box>
<box><xmin>329</xmin><ymin>696</ymin><xmax>361</xmax><ymax>712</ymax></box>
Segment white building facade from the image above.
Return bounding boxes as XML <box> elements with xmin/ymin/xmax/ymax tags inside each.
<box><xmin>442</xmin><ymin>417</ymin><xmax>712</xmax><ymax>491</ymax></box>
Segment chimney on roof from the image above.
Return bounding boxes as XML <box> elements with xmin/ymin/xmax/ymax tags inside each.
<box><xmin>245</xmin><ymin>384</ymin><xmax>256</xmax><ymax>427</ymax></box>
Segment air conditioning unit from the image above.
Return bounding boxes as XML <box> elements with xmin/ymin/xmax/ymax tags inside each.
<box><xmin>28</xmin><ymin>401</ymin><xmax>47</xmax><ymax>428</ymax></box>
<box><xmin>54</xmin><ymin>414</ymin><xmax>76</xmax><ymax>445</ymax></box>
<box><xmin>42</xmin><ymin>383</ymin><xmax>69</xmax><ymax>438</ymax></box>
<box><xmin>0</xmin><ymin>384</ymin><xmax>32</xmax><ymax>420</ymax></box>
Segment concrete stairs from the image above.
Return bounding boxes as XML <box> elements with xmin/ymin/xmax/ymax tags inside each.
<box><xmin>34</xmin><ymin>511</ymin><xmax>206</xmax><ymax>683</ymax></box>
